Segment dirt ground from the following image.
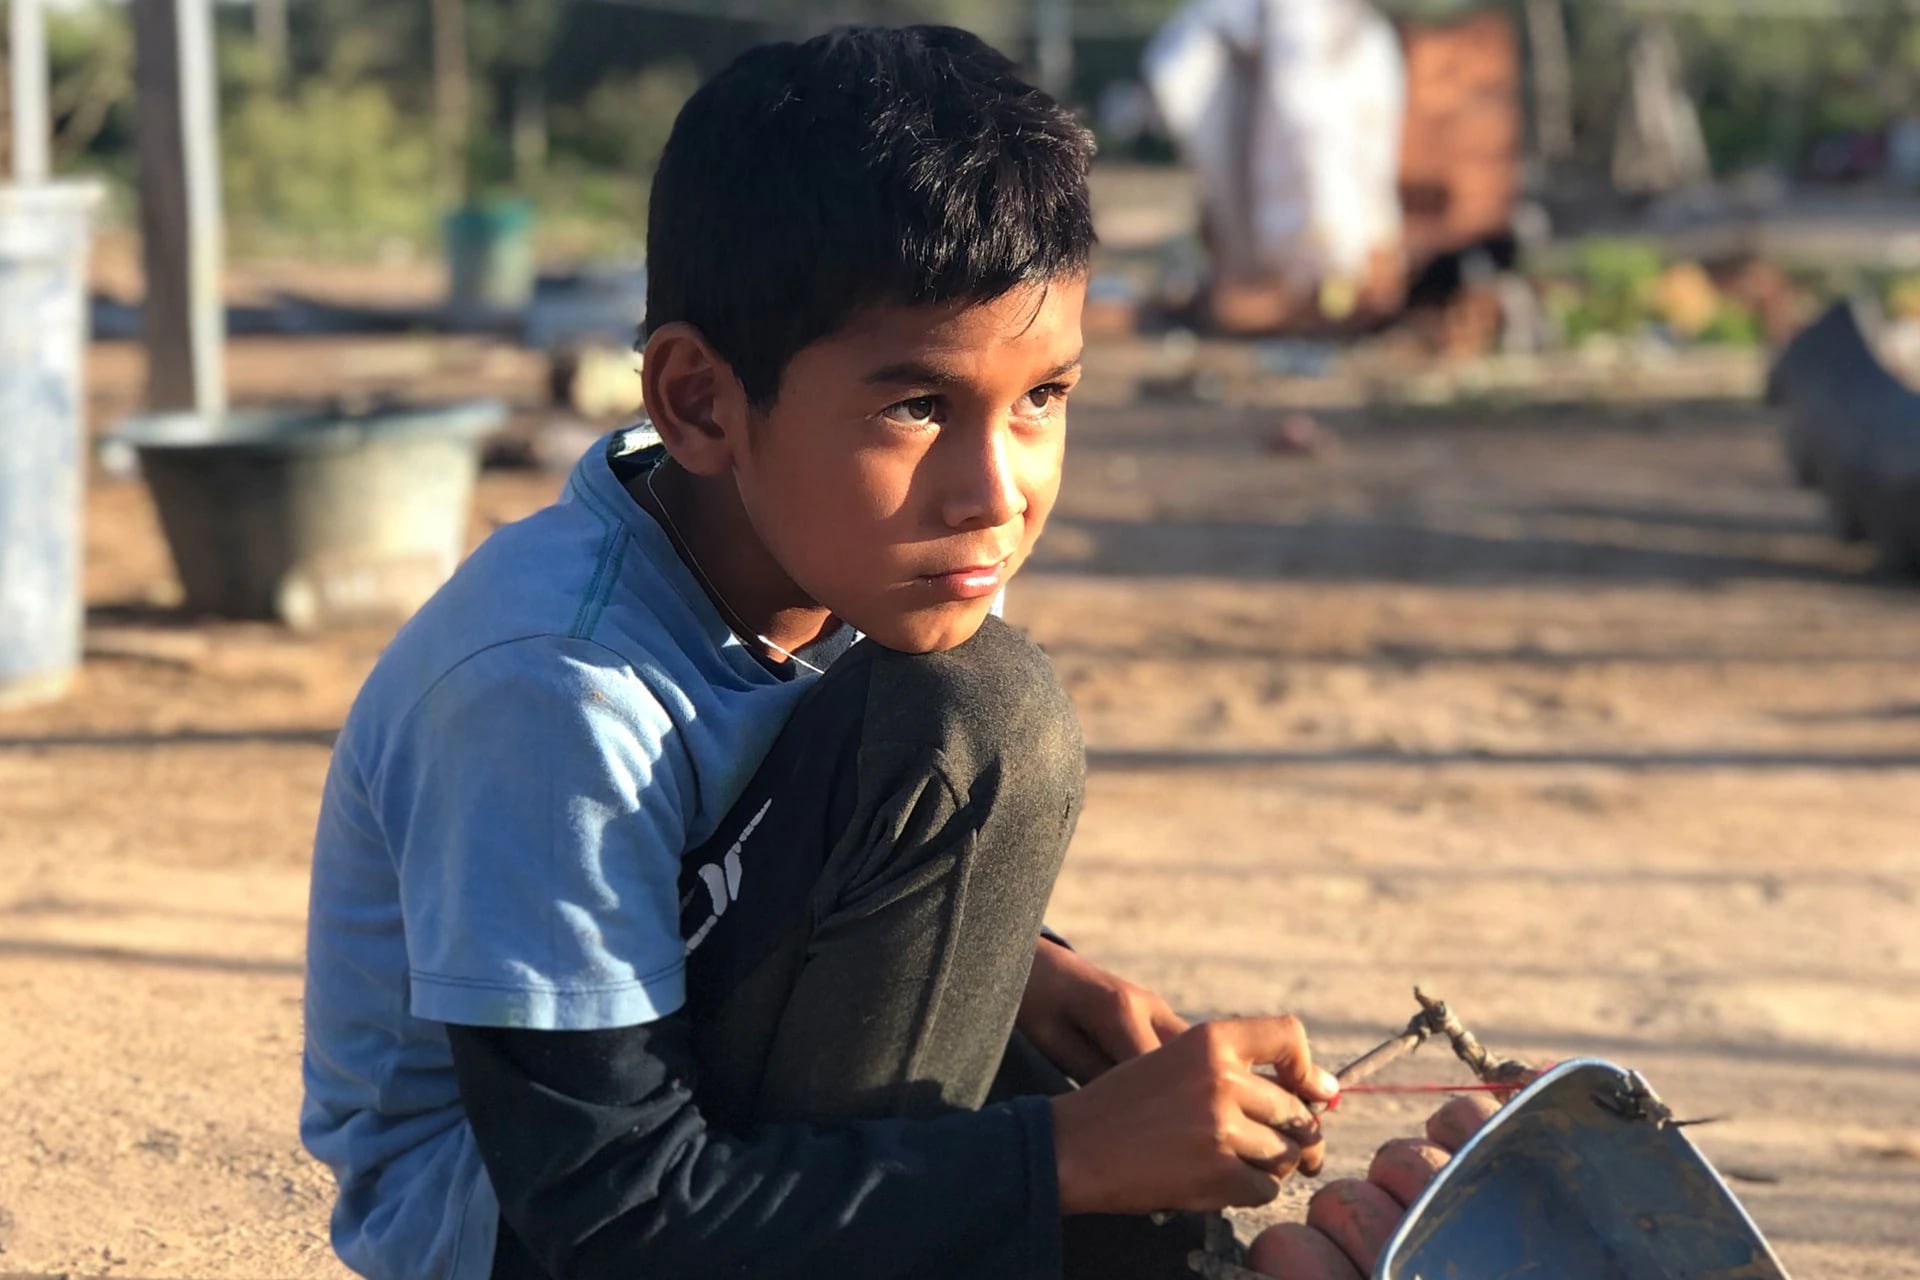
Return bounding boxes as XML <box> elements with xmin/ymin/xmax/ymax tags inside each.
<box><xmin>2</xmin><ymin>324</ymin><xmax>1919</xmax><ymax>1278</ymax></box>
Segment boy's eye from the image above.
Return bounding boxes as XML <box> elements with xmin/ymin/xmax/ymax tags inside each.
<box><xmin>1022</xmin><ymin>383</ymin><xmax>1070</xmax><ymax>413</ymax></box>
<box><xmin>883</xmin><ymin>396</ymin><xmax>940</xmax><ymax>426</ymax></box>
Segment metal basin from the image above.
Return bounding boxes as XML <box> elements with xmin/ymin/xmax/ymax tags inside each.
<box><xmin>116</xmin><ymin>399</ymin><xmax>505</xmax><ymax>630</ymax></box>
<box><xmin>1379</xmin><ymin>1058</ymin><xmax>1790</xmax><ymax>1280</ymax></box>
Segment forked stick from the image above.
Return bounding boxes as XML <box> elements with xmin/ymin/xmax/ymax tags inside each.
<box><xmin>1183</xmin><ymin>988</ymin><xmax>1533</xmax><ymax>1277</ymax></box>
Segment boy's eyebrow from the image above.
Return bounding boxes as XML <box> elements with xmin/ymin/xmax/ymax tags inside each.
<box><xmin>862</xmin><ymin>351</ymin><xmax>1084</xmax><ymax>389</ymax></box>
<box><xmin>863</xmin><ymin>360</ymin><xmax>961</xmax><ymax>389</ymax></box>
<box><xmin>1035</xmin><ymin>351</ymin><xmax>1085</xmax><ymax>383</ymax></box>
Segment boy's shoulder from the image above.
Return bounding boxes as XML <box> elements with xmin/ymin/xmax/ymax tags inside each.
<box><xmin>347</xmin><ymin>435</ymin><xmax>709</xmax><ymax>748</ymax></box>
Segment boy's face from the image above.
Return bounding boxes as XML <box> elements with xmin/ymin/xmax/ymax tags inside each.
<box><xmin>736</xmin><ymin>276</ymin><xmax>1085</xmax><ymax>654</ymax></box>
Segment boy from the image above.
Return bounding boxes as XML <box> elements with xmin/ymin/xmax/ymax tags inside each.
<box><xmin>302</xmin><ymin>26</ymin><xmax>1444</xmax><ymax>1280</ymax></box>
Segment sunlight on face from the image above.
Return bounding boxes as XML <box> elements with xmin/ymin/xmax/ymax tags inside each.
<box><xmin>734</xmin><ymin>276</ymin><xmax>1087</xmax><ymax>653</ymax></box>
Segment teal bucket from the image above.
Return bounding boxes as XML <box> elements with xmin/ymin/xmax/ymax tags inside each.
<box><xmin>444</xmin><ymin>199</ymin><xmax>536</xmax><ymax>327</ymax></box>
<box><xmin>0</xmin><ymin>182</ymin><xmax>102</xmax><ymax>707</ymax></box>
<box><xmin>115</xmin><ymin>400</ymin><xmax>505</xmax><ymax>631</ymax></box>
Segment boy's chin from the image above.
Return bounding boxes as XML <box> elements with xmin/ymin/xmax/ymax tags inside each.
<box><xmin>853</xmin><ymin>599</ymin><xmax>997</xmax><ymax>655</ymax></box>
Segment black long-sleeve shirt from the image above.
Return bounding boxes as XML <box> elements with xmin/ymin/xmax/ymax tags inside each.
<box><xmin>446</xmin><ymin>1010</ymin><xmax>1063</xmax><ymax>1279</ymax></box>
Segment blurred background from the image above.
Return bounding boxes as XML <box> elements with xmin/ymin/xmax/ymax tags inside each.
<box><xmin>12</xmin><ymin>0</ymin><xmax>1920</xmax><ymax>425</ymax></box>
<box><xmin>14</xmin><ymin>0</ymin><xmax>1920</xmax><ymax>332</ymax></box>
<box><xmin>2</xmin><ymin>3</ymin><xmax>1919</xmax><ymax>1278</ymax></box>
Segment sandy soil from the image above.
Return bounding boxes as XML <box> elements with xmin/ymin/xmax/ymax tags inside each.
<box><xmin>2</xmin><ymin>331</ymin><xmax>1918</xmax><ymax>1277</ymax></box>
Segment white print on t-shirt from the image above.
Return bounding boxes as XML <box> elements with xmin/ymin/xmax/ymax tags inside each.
<box><xmin>682</xmin><ymin>798</ymin><xmax>772</xmax><ymax>954</ymax></box>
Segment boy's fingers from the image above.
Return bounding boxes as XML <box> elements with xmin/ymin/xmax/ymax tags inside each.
<box><xmin>1088</xmin><ymin>1000</ymin><xmax>1165</xmax><ymax>1064</ymax></box>
<box><xmin>1244</xmin><ymin>1222</ymin><xmax>1365</xmax><ymax>1280</ymax></box>
<box><xmin>1235</xmin><ymin>1069</ymin><xmax>1318</xmax><ymax>1129</ymax></box>
<box><xmin>1207</xmin><ymin>1017</ymin><xmax>1339</xmax><ymax>1101</ymax></box>
<box><xmin>1225</xmin><ymin>1111</ymin><xmax>1291</xmax><ymax>1164</ymax></box>
<box><xmin>1425</xmin><ymin>1094</ymin><xmax>1501</xmax><ymax>1153</ymax></box>
<box><xmin>1366</xmin><ymin>1138</ymin><xmax>1450</xmax><ymax>1207</ymax></box>
<box><xmin>1305</xmin><ymin>1178</ymin><xmax>1405</xmax><ymax>1275</ymax></box>
<box><xmin>1151</xmin><ymin>1003</ymin><xmax>1192</xmax><ymax>1044</ymax></box>
<box><xmin>1229</xmin><ymin>1116</ymin><xmax>1302</xmax><ymax>1180</ymax></box>
<box><xmin>1219</xmin><ymin>1159</ymin><xmax>1287</xmax><ymax>1208</ymax></box>
<box><xmin>1233</xmin><ymin>1074</ymin><xmax>1324</xmax><ymax>1176</ymax></box>
<box><xmin>1284</xmin><ymin>1119</ymin><xmax>1327</xmax><ymax>1178</ymax></box>
<box><xmin>1042</xmin><ymin>1024</ymin><xmax>1116</xmax><ymax>1086</ymax></box>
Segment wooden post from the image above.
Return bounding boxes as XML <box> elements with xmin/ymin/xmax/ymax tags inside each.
<box><xmin>1524</xmin><ymin>0</ymin><xmax>1574</xmax><ymax>163</ymax></box>
<box><xmin>9</xmin><ymin>0</ymin><xmax>49</xmax><ymax>181</ymax></box>
<box><xmin>512</xmin><ymin>73</ymin><xmax>547</xmax><ymax>184</ymax></box>
<box><xmin>431</xmin><ymin>0</ymin><xmax>471</xmax><ymax>208</ymax></box>
<box><xmin>1034</xmin><ymin>0</ymin><xmax>1073</xmax><ymax>102</ymax></box>
<box><xmin>133</xmin><ymin>0</ymin><xmax>226</xmax><ymax>416</ymax></box>
<box><xmin>254</xmin><ymin>0</ymin><xmax>289</xmax><ymax>89</ymax></box>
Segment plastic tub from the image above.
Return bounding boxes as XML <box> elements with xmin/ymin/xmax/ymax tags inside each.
<box><xmin>116</xmin><ymin>399</ymin><xmax>506</xmax><ymax>630</ymax></box>
<box><xmin>444</xmin><ymin>199</ymin><xmax>536</xmax><ymax>327</ymax></box>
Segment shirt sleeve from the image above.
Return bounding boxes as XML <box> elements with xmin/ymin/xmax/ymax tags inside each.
<box><xmin>446</xmin><ymin>1013</ymin><xmax>1063</xmax><ymax>1280</ymax></box>
<box><xmin>375</xmin><ymin>635</ymin><xmax>696</xmax><ymax>1030</ymax></box>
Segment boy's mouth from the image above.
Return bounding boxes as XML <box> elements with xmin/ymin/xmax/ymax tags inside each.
<box><xmin>918</xmin><ymin>556</ymin><xmax>1010</xmax><ymax>601</ymax></box>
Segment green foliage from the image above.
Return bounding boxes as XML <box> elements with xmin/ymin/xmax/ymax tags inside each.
<box><xmin>1374</xmin><ymin>0</ymin><xmax>1483</xmax><ymax>18</ymax></box>
<box><xmin>1887</xmin><ymin>273</ymin><xmax>1920</xmax><ymax>320</ymax></box>
<box><xmin>220</xmin><ymin>59</ymin><xmax>436</xmax><ymax>255</ymax></box>
<box><xmin>1684</xmin><ymin>12</ymin><xmax>1902</xmax><ymax>172</ymax></box>
<box><xmin>1563</xmin><ymin>2</ymin><xmax>1920</xmax><ymax>175</ymax></box>
<box><xmin>551</xmin><ymin>62</ymin><xmax>700</xmax><ymax>178</ymax></box>
<box><xmin>466</xmin><ymin>0</ymin><xmax>566</xmax><ymax>76</ymax></box>
<box><xmin>301</xmin><ymin>0</ymin><xmax>428</xmax><ymax>107</ymax></box>
<box><xmin>530</xmin><ymin>165</ymin><xmax>650</xmax><ymax>260</ymax></box>
<box><xmin>1544</xmin><ymin>236</ymin><xmax>1771</xmax><ymax>350</ymax></box>
<box><xmin>41</xmin><ymin>0</ymin><xmax>134</xmax><ymax>166</ymax></box>
<box><xmin>1571</xmin><ymin>237</ymin><xmax>1665</xmax><ymax>331</ymax></box>
<box><xmin>1695</xmin><ymin>304</ymin><xmax>1762</xmax><ymax>348</ymax></box>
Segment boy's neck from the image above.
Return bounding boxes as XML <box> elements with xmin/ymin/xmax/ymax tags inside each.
<box><xmin>628</xmin><ymin>462</ymin><xmax>837</xmax><ymax>662</ymax></box>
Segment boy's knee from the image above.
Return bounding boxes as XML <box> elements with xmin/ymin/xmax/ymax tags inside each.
<box><xmin>866</xmin><ymin>617</ymin><xmax>1083</xmax><ymax>800</ymax></box>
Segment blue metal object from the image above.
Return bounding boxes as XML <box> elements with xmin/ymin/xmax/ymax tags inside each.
<box><xmin>1376</xmin><ymin>1058</ymin><xmax>1791</xmax><ymax>1280</ymax></box>
<box><xmin>0</xmin><ymin>182</ymin><xmax>102</xmax><ymax>706</ymax></box>
<box><xmin>523</xmin><ymin>261</ymin><xmax>648</xmax><ymax>354</ymax></box>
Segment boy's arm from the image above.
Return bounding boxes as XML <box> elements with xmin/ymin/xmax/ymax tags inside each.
<box><xmin>447</xmin><ymin>1010</ymin><xmax>1063</xmax><ymax>1280</ymax></box>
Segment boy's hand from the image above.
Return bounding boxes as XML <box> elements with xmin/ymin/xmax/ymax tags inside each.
<box><xmin>1244</xmin><ymin>1094</ymin><xmax>1501</xmax><ymax>1278</ymax></box>
<box><xmin>1017</xmin><ymin>939</ymin><xmax>1188</xmax><ymax>1083</ymax></box>
<box><xmin>1049</xmin><ymin>1016</ymin><xmax>1340</xmax><ymax>1216</ymax></box>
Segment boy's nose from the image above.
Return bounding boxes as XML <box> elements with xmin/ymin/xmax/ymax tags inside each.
<box><xmin>940</xmin><ymin>421</ymin><xmax>1028</xmax><ymax>532</ymax></box>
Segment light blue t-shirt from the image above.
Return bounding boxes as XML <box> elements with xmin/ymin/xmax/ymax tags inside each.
<box><xmin>300</xmin><ymin>429</ymin><xmax>824</xmax><ymax>1280</ymax></box>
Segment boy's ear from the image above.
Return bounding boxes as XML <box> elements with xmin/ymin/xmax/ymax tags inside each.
<box><xmin>639</xmin><ymin>322</ymin><xmax>751</xmax><ymax>477</ymax></box>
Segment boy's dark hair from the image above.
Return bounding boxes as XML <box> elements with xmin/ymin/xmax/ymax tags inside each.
<box><xmin>642</xmin><ymin>25</ymin><xmax>1097</xmax><ymax>406</ymax></box>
